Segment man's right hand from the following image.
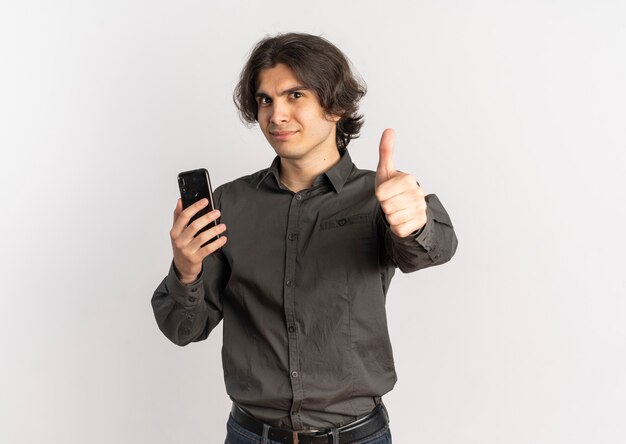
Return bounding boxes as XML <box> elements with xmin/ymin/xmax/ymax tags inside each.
<box><xmin>170</xmin><ymin>198</ymin><xmax>228</xmax><ymax>284</ymax></box>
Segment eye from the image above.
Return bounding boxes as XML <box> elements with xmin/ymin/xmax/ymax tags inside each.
<box><xmin>290</xmin><ymin>91</ymin><xmax>303</xmax><ymax>99</ymax></box>
<box><xmin>257</xmin><ymin>96</ymin><xmax>271</xmax><ymax>106</ymax></box>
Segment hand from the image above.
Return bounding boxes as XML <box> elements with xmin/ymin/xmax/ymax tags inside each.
<box><xmin>375</xmin><ymin>128</ymin><xmax>428</xmax><ymax>238</ymax></box>
<box><xmin>170</xmin><ymin>198</ymin><xmax>228</xmax><ymax>284</ymax></box>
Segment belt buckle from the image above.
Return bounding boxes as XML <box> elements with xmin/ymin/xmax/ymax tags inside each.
<box><xmin>293</xmin><ymin>428</ymin><xmax>323</xmax><ymax>443</ymax></box>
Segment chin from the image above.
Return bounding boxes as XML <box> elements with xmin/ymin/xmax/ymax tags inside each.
<box><xmin>272</xmin><ymin>144</ymin><xmax>304</xmax><ymax>159</ymax></box>
<box><xmin>276</xmin><ymin>151</ymin><xmax>304</xmax><ymax>161</ymax></box>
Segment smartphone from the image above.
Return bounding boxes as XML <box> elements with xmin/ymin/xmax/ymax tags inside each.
<box><xmin>177</xmin><ymin>168</ymin><xmax>219</xmax><ymax>247</ymax></box>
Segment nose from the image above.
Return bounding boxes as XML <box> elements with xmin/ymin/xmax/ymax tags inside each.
<box><xmin>269</xmin><ymin>99</ymin><xmax>289</xmax><ymax>124</ymax></box>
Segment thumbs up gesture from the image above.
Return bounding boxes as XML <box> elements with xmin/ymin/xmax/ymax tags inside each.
<box><xmin>375</xmin><ymin>128</ymin><xmax>428</xmax><ymax>238</ymax></box>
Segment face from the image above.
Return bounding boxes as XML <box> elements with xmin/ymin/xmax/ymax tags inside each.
<box><xmin>255</xmin><ymin>63</ymin><xmax>341</xmax><ymax>162</ymax></box>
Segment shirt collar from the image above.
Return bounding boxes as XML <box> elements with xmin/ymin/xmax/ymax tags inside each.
<box><xmin>324</xmin><ymin>148</ymin><xmax>353</xmax><ymax>193</ymax></box>
<box><xmin>255</xmin><ymin>156</ymin><xmax>281</xmax><ymax>190</ymax></box>
<box><xmin>255</xmin><ymin>149</ymin><xmax>353</xmax><ymax>193</ymax></box>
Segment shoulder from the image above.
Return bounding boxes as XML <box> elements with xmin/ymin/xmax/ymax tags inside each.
<box><xmin>347</xmin><ymin>162</ymin><xmax>376</xmax><ymax>187</ymax></box>
<box><xmin>214</xmin><ymin>167</ymin><xmax>269</xmax><ymax>197</ymax></box>
<box><xmin>212</xmin><ymin>167</ymin><xmax>273</xmax><ymax>211</ymax></box>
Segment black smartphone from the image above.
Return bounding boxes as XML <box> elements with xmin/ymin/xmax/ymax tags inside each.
<box><xmin>177</xmin><ymin>168</ymin><xmax>219</xmax><ymax>247</ymax></box>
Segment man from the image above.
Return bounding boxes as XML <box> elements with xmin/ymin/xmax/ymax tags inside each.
<box><xmin>152</xmin><ymin>32</ymin><xmax>458</xmax><ymax>444</ymax></box>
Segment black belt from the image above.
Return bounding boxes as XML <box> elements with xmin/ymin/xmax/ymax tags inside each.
<box><xmin>230</xmin><ymin>403</ymin><xmax>389</xmax><ymax>444</ymax></box>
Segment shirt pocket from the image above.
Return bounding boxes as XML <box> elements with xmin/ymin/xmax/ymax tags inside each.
<box><xmin>316</xmin><ymin>212</ymin><xmax>377</xmax><ymax>273</ymax></box>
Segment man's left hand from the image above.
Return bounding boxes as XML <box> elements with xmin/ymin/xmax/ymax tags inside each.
<box><xmin>375</xmin><ymin>128</ymin><xmax>428</xmax><ymax>238</ymax></box>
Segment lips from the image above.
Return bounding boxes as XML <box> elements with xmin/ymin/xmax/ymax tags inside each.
<box><xmin>270</xmin><ymin>130</ymin><xmax>298</xmax><ymax>140</ymax></box>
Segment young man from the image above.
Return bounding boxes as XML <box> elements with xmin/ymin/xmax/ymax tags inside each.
<box><xmin>152</xmin><ymin>33</ymin><xmax>458</xmax><ymax>444</ymax></box>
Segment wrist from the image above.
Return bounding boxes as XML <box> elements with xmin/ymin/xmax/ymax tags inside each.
<box><xmin>179</xmin><ymin>274</ymin><xmax>198</xmax><ymax>285</ymax></box>
<box><xmin>173</xmin><ymin>261</ymin><xmax>200</xmax><ymax>284</ymax></box>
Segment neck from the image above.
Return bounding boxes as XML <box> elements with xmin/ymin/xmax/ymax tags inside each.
<box><xmin>279</xmin><ymin>148</ymin><xmax>342</xmax><ymax>192</ymax></box>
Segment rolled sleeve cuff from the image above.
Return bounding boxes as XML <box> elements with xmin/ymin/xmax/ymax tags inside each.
<box><xmin>415</xmin><ymin>210</ymin><xmax>437</xmax><ymax>250</ymax></box>
<box><xmin>165</xmin><ymin>261</ymin><xmax>205</xmax><ymax>308</ymax></box>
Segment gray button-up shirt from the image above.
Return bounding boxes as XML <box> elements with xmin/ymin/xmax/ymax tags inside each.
<box><xmin>151</xmin><ymin>149</ymin><xmax>458</xmax><ymax>430</ymax></box>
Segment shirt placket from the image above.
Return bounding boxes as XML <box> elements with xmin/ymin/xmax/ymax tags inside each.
<box><xmin>284</xmin><ymin>190</ymin><xmax>304</xmax><ymax>430</ymax></box>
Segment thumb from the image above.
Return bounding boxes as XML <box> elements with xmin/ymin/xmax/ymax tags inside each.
<box><xmin>376</xmin><ymin>128</ymin><xmax>396</xmax><ymax>185</ymax></box>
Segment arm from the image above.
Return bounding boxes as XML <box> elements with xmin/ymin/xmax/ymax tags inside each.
<box><xmin>151</xmin><ymin>250</ymin><xmax>230</xmax><ymax>346</ymax></box>
<box><xmin>374</xmin><ymin>128</ymin><xmax>458</xmax><ymax>273</ymax></box>
<box><xmin>151</xmin><ymin>188</ymin><xmax>230</xmax><ymax>346</ymax></box>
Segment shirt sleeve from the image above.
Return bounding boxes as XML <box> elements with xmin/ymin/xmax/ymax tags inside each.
<box><xmin>376</xmin><ymin>193</ymin><xmax>458</xmax><ymax>273</ymax></box>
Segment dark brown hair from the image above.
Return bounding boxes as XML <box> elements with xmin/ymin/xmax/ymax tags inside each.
<box><xmin>233</xmin><ymin>32</ymin><xmax>367</xmax><ymax>150</ymax></box>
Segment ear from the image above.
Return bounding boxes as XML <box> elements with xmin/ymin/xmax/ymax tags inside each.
<box><xmin>325</xmin><ymin>112</ymin><xmax>342</xmax><ymax>123</ymax></box>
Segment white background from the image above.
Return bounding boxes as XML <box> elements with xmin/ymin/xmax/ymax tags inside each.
<box><xmin>1</xmin><ymin>1</ymin><xmax>625</xmax><ymax>443</ymax></box>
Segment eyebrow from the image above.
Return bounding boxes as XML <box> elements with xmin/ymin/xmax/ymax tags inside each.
<box><xmin>255</xmin><ymin>85</ymin><xmax>308</xmax><ymax>99</ymax></box>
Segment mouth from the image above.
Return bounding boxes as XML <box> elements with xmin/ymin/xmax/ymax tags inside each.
<box><xmin>270</xmin><ymin>130</ymin><xmax>298</xmax><ymax>141</ymax></box>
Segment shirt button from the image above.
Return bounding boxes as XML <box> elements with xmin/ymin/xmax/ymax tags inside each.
<box><xmin>288</xmin><ymin>325</ymin><xmax>296</xmax><ymax>333</ymax></box>
<box><xmin>294</xmin><ymin>193</ymin><xmax>302</xmax><ymax>201</ymax></box>
<box><xmin>190</xmin><ymin>287</ymin><xmax>198</xmax><ymax>293</ymax></box>
<box><xmin>286</xmin><ymin>280</ymin><xmax>294</xmax><ymax>287</ymax></box>
<box><xmin>291</xmin><ymin>371</ymin><xmax>298</xmax><ymax>378</ymax></box>
<box><xmin>188</xmin><ymin>296</ymin><xmax>197</xmax><ymax>303</ymax></box>
<box><xmin>288</xmin><ymin>233</ymin><xmax>297</xmax><ymax>241</ymax></box>
<box><xmin>291</xmin><ymin>411</ymin><xmax>298</xmax><ymax>416</ymax></box>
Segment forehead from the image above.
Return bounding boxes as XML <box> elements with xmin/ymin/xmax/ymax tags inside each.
<box><xmin>256</xmin><ymin>63</ymin><xmax>303</xmax><ymax>93</ymax></box>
